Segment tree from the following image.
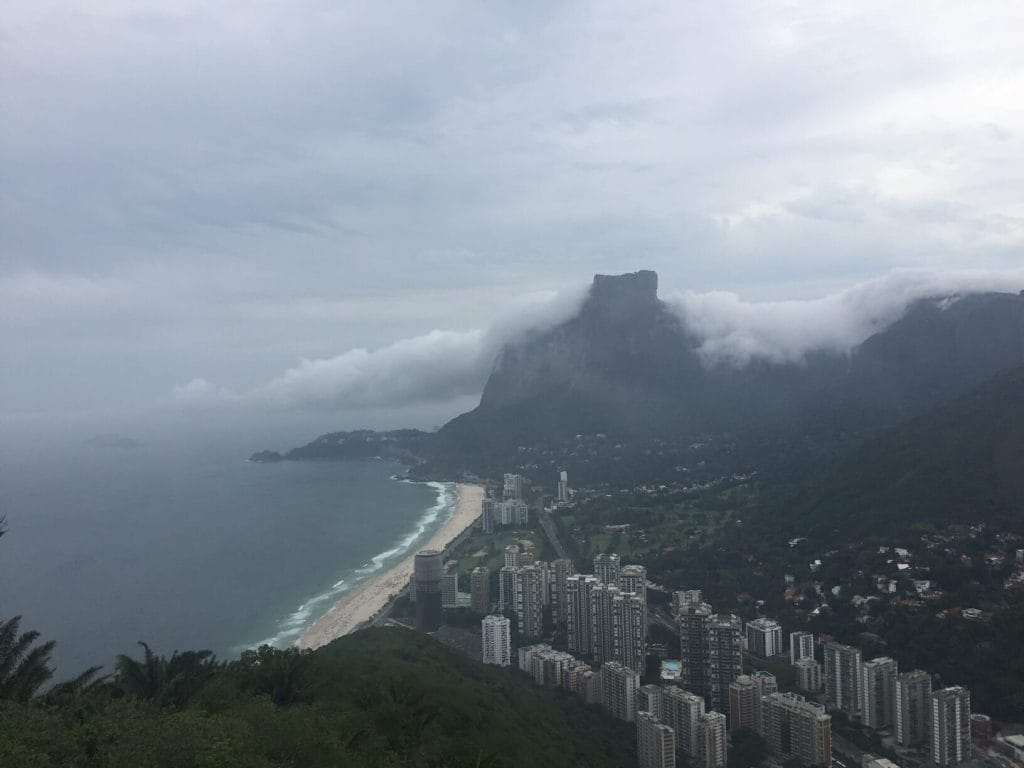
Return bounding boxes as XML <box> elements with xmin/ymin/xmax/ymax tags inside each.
<box><xmin>728</xmin><ymin>727</ymin><xmax>767</xmax><ymax>768</ymax></box>
<box><xmin>236</xmin><ymin>644</ymin><xmax>316</xmax><ymax>705</ymax></box>
<box><xmin>114</xmin><ymin>642</ymin><xmax>217</xmax><ymax>708</ymax></box>
<box><xmin>0</xmin><ymin>616</ymin><xmax>56</xmax><ymax>701</ymax></box>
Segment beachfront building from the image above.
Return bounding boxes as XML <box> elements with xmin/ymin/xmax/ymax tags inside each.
<box><xmin>482</xmin><ymin>615</ymin><xmax>511</xmax><ymax>667</ymax></box>
<box><xmin>637</xmin><ymin>711</ymin><xmax>677</xmax><ymax>768</ymax></box>
<box><xmin>470</xmin><ymin>566</ymin><xmax>490</xmax><ymax>614</ymax></box>
<box><xmin>413</xmin><ymin>549</ymin><xmax>443</xmax><ymax>632</ymax></box>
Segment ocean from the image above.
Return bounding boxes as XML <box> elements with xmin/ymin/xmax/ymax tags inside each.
<box><xmin>0</xmin><ymin>420</ymin><xmax>455</xmax><ymax>679</ymax></box>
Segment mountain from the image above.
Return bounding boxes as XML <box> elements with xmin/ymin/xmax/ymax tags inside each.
<box><xmin>266</xmin><ymin>270</ymin><xmax>1024</xmax><ymax>483</ymax></box>
<box><xmin>425</xmin><ymin>270</ymin><xmax>1024</xmax><ymax>477</ymax></box>
<box><xmin>779</xmin><ymin>362</ymin><xmax>1024</xmax><ymax>539</ymax></box>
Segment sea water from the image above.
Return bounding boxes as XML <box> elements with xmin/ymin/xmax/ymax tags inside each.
<box><xmin>0</xmin><ymin>421</ymin><xmax>455</xmax><ymax>678</ymax></box>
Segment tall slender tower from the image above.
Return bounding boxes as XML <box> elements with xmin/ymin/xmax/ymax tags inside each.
<box><xmin>481</xmin><ymin>615</ymin><xmax>511</xmax><ymax>667</ymax></box>
<box><xmin>697</xmin><ymin>712</ymin><xmax>728</xmax><ymax>768</ymax></box>
<box><xmin>566</xmin><ymin>573</ymin><xmax>599</xmax><ymax>656</ymax></box>
<box><xmin>705</xmin><ymin>614</ymin><xmax>743</xmax><ymax>713</ymax></box>
<box><xmin>790</xmin><ymin>631</ymin><xmax>815</xmax><ymax>664</ymax></box>
<box><xmin>663</xmin><ymin>687</ymin><xmax>706</xmax><ymax>760</ymax></box>
<box><xmin>679</xmin><ymin>602</ymin><xmax>712</xmax><ymax>697</ymax></box>
<box><xmin>931</xmin><ymin>686</ymin><xmax>972</xmax><ymax>768</ymax></box>
<box><xmin>470</xmin><ymin>565</ymin><xmax>490</xmax><ymax>614</ymax></box>
<box><xmin>861</xmin><ymin>657</ymin><xmax>898</xmax><ymax>730</ymax></box>
<box><xmin>613</xmin><ymin>590</ymin><xmax>647</xmax><ymax>673</ymax></box>
<box><xmin>413</xmin><ymin>549</ymin><xmax>443</xmax><ymax>632</ymax></box>
<box><xmin>514</xmin><ymin>565</ymin><xmax>545</xmax><ymax>640</ymax></box>
<box><xmin>823</xmin><ymin>641</ymin><xmax>862</xmax><ymax>716</ymax></box>
<box><xmin>550</xmin><ymin>558</ymin><xmax>573</xmax><ymax>625</ymax></box>
<box><xmin>896</xmin><ymin>670</ymin><xmax>932</xmax><ymax>746</ymax></box>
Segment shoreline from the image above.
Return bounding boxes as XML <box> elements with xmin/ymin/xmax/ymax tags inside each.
<box><xmin>297</xmin><ymin>481</ymin><xmax>485</xmax><ymax>650</ymax></box>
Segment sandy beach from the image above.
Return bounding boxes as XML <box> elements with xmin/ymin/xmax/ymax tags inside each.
<box><xmin>297</xmin><ymin>482</ymin><xmax>485</xmax><ymax>649</ymax></box>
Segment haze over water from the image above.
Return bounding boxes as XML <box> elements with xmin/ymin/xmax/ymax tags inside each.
<box><xmin>0</xmin><ymin>419</ymin><xmax>453</xmax><ymax>678</ymax></box>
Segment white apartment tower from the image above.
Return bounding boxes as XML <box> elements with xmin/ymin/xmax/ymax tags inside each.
<box><xmin>746</xmin><ymin>618</ymin><xmax>783</xmax><ymax>658</ymax></box>
<box><xmin>481</xmin><ymin>615</ymin><xmax>511</xmax><ymax>667</ymax></box>
<box><xmin>790</xmin><ymin>631</ymin><xmax>815</xmax><ymax>664</ymax></box>
<box><xmin>556</xmin><ymin>470</ymin><xmax>570</xmax><ymax>503</ymax></box>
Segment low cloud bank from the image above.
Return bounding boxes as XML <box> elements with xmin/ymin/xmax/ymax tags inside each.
<box><xmin>174</xmin><ymin>269</ymin><xmax>1024</xmax><ymax>412</ymax></box>
<box><xmin>668</xmin><ymin>269</ymin><xmax>1024</xmax><ymax>366</ymax></box>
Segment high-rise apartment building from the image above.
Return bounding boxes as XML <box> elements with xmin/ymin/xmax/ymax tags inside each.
<box><xmin>824</xmin><ymin>641</ymin><xmax>862</xmax><ymax>716</ymax></box>
<box><xmin>591</xmin><ymin>581</ymin><xmax>619</xmax><ymax>664</ymax></box>
<box><xmin>551</xmin><ymin>558</ymin><xmax>573</xmax><ymax>625</ymax></box>
<box><xmin>481</xmin><ymin>498</ymin><xmax>497</xmax><ymax>534</ymax></box>
<box><xmin>861</xmin><ymin>657</ymin><xmax>899</xmax><ymax>731</ymax></box>
<box><xmin>795</xmin><ymin>658</ymin><xmax>823</xmax><ymax>693</ymax></box>
<box><xmin>672</xmin><ymin>590</ymin><xmax>703</xmax><ymax>616</ymax></box>
<box><xmin>614</xmin><ymin>590</ymin><xmax>647</xmax><ymax>672</ymax></box>
<box><xmin>663</xmin><ymin>687</ymin><xmax>706</xmax><ymax>760</ymax></box>
<box><xmin>705</xmin><ymin>614</ymin><xmax>743</xmax><ymax>713</ymax></box>
<box><xmin>567</xmin><ymin>574</ymin><xmax>599</xmax><ymax>656</ymax></box>
<box><xmin>745</xmin><ymin>618</ymin><xmax>783</xmax><ymax>659</ymax></box>
<box><xmin>729</xmin><ymin>676</ymin><xmax>758</xmax><ymax>732</ymax></box>
<box><xmin>762</xmin><ymin>692</ymin><xmax>832</xmax><ymax>767</ymax></box>
<box><xmin>931</xmin><ymin>686</ymin><xmax>971</xmax><ymax>768</ymax></box>
<box><xmin>503</xmin><ymin>473</ymin><xmax>524</xmax><ymax>500</ymax></box>
<box><xmin>679</xmin><ymin>602</ymin><xmax>712</xmax><ymax>697</ymax></box>
<box><xmin>413</xmin><ymin>549</ymin><xmax>443</xmax><ymax>632</ymax></box>
<box><xmin>533</xmin><ymin>560</ymin><xmax>550</xmax><ymax>605</ymax></box>
<box><xmin>504</xmin><ymin>544</ymin><xmax>520</xmax><ymax>569</ymax></box>
<box><xmin>601</xmin><ymin>661</ymin><xmax>640</xmax><ymax>722</ymax></box>
<box><xmin>790</xmin><ymin>631</ymin><xmax>815</xmax><ymax>665</ymax></box>
<box><xmin>514</xmin><ymin>565</ymin><xmax>545</xmax><ymax>640</ymax></box>
<box><xmin>470</xmin><ymin>566</ymin><xmax>490</xmax><ymax>614</ymax></box>
<box><xmin>620</xmin><ymin>564</ymin><xmax>647</xmax><ymax>603</ymax></box>
<box><xmin>557</xmin><ymin>470</ymin><xmax>570</xmax><ymax>503</ymax></box>
<box><xmin>638</xmin><ymin>684</ymin><xmax>664</xmax><ymax>720</ymax></box>
<box><xmin>751</xmin><ymin>671</ymin><xmax>778</xmax><ymax>732</ymax></box>
<box><xmin>440</xmin><ymin>571</ymin><xmax>459</xmax><ymax>608</ymax></box>
<box><xmin>481</xmin><ymin>615</ymin><xmax>511</xmax><ymax>667</ymax></box>
<box><xmin>896</xmin><ymin>670</ymin><xmax>933</xmax><ymax>747</ymax></box>
<box><xmin>594</xmin><ymin>553</ymin><xmax>622</xmax><ymax>586</ymax></box>
<box><xmin>696</xmin><ymin>712</ymin><xmax>728</xmax><ymax>768</ymax></box>
<box><xmin>637</xmin><ymin>711</ymin><xmax>677</xmax><ymax>768</ymax></box>
<box><xmin>498</xmin><ymin>566</ymin><xmax>519</xmax><ymax>612</ymax></box>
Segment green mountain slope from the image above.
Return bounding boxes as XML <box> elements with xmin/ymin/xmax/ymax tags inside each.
<box><xmin>0</xmin><ymin>627</ymin><xmax>636</xmax><ymax>768</ymax></box>
<box><xmin>789</xmin><ymin>363</ymin><xmax>1024</xmax><ymax>539</ymax></box>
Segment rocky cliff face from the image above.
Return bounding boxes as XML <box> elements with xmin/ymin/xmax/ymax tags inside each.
<box><xmin>430</xmin><ymin>271</ymin><xmax>1024</xmax><ymax>473</ymax></box>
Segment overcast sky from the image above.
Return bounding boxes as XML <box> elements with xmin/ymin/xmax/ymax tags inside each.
<box><xmin>3</xmin><ymin>1</ymin><xmax>1023</xmax><ymax>432</ymax></box>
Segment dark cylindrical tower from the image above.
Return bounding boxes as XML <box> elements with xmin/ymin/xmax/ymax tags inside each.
<box><xmin>414</xmin><ymin>549</ymin><xmax>444</xmax><ymax>631</ymax></box>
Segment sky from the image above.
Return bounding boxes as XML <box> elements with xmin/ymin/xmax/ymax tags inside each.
<box><xmin>3</xmin><ymin>1</ymin><xmax>1024</xmax><ymax>435</ymax></box>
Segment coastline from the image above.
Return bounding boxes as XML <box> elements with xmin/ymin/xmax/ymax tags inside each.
<box><xmin>297</xmin><ymin>482</ymin><xmax>485</xmax><ymax>649</ymax></box>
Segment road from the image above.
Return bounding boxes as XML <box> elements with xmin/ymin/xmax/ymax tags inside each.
<box><xmin>538</xmin><ymin>510</ymin><xmax>570</xmax><ymax>560</ymax></box>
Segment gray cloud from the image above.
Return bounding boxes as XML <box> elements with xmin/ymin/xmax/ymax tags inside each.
<box><xmin>3</xmin><ymin>1</ymin><xmax>1024</xmax><ymax>424</ymax></box>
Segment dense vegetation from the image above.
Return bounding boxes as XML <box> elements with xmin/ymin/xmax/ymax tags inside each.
<box><xmin>0</xmin><ymin>624</ymin><xmax>637</xmax><ymax>768</ymax></box>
